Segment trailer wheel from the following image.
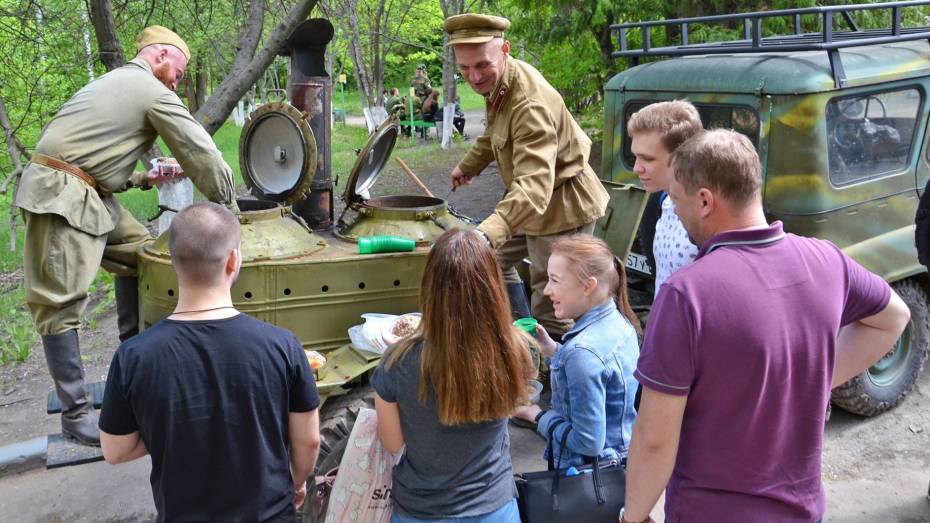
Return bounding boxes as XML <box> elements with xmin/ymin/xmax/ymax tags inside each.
<box><xmin>300</xmin><ymin>384</ymin><xmax>375</xmax><ymax>523</ymax></box>
<box><xmin>831</xmin><ymin>279</ymin><xmax>930</xmax><ymax>416</ymax></box>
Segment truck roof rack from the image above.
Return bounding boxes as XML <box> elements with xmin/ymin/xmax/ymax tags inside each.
<box><xmin>611</xmin><ymin>0</ymin><xmax>930</xmax><ymax>88</ymax></box>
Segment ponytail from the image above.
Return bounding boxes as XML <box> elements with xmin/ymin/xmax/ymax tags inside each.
<box><xmin>613</xmin><ymin>256</ymin><xmax>643</xmax><ymax>337</ymax></box>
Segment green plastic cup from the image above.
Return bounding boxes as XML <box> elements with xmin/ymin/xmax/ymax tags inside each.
<box><xmin>513</xmin><ymin>317</ymin><xmax>538</xmax><ymax>334</ymax></box>
<box><xmin>358</xmin><ymin>235</ymin><xmax>416</xmax><ymax>254</ymax></box>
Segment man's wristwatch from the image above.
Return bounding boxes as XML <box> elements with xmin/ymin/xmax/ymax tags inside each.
<box><xmin>619</xmin><ymin>508</ymin><xmax>653</xmax><ymax>523</ymax></box>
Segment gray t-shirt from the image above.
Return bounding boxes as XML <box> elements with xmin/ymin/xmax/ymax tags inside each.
<box><xmin>371</xmin><ymin>341</ymin><xmax>516</xmax><ymax>518</ymax></box>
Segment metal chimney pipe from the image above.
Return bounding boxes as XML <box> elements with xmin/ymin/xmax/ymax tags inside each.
<box><xmin>281</xmin><ymin>18</ymin><xmax>334</xmax><ymax>230</ymax></box>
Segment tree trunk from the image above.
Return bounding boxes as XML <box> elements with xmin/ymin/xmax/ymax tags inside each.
<box><xmin>0</xmin><ymin>94</ymin><xmax>26</xmax><ymax>251</ymax></box>
<box><xmin>440</xmin><ymin>0</ymin><xmax>465</xmax><ymax>149</ymax></box>
<box><xmin>88</xmin><ymin>0</ymin><xmax>125</xmax><ymax>71</ymax></box>
<box><xmin>194</xmin><ymin>0</ymin><xmax>321</xmax><ymax>135</ymax></box>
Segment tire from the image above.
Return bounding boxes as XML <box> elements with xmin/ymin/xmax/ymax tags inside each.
<box><xmin>317</xmin><ymin>384</ymin><xmax>375</xmax><ymax>470</ymax></box>
<box><xmin>831</xmin><ymin>279</ymin><xmax>930</xmax><ymax>416</ymax></box>
<box><xmin>300</xmin><ymin>384</ymin><xmax>375</xmax><ymax>523</ymax></box>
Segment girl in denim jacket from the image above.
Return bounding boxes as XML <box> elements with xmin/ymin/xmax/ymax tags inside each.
<box><xmin>514</xmin><ymin>234</ymin><xmax>641</xmax><ymax>468</ymax></box>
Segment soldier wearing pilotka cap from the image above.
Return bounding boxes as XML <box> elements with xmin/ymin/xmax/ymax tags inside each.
<box><xmin>445</xmin><ymin>14</ymin><xmax>609</xmax><ymax>338</ymax></box>
<box><xmin>14</xmin><ymin>25</ymin><xmax>238</xmax><ymax>446</ymax></box>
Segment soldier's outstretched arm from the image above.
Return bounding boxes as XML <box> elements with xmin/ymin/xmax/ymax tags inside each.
<box><xmin>147</xmin><ymin>91</ymin><xmax>239</xmax><ymax>212</ymax></box>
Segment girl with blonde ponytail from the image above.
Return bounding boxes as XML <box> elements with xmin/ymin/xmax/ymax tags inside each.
<box><xmin>514</xmin><ymin>234</ymin><xmax>641</xmax><ymax>468</ymax></box>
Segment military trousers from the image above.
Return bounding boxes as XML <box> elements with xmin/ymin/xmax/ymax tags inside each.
<box><xmin>498</xmin><ymin>221</ymin><xmax>596</xmax><ymax>337</ymax></box>
<box><xmin>22</xmin><ymin>202</ymin><xmax>151</xmax><ymax>336</ymax></box>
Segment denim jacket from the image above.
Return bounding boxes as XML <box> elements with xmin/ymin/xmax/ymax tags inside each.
<box><xmin>537</xmin><ymin>300</ymin><xmax>640</xmax><ymax>468</ymax></box>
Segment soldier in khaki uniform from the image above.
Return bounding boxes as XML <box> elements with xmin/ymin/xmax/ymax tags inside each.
<box><xmin>14</xmin><ymin>26</ymin><xmax>238</xmax><ymax>445</ymax></box>
<box><xmin>410</xmin><ymin>63</ymin><xmax>432</xmax><ymax>101</ymax></box>
<box><xmin>444</xmin><ymin>14</ymin><xmax>609</xmax><ymax>337</ymax></box>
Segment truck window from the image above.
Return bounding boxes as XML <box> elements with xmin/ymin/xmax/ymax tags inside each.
<box><xmin>621</xmin><ymin>102</ymin><xmax>759</xmax><ymax>169</ymax></box>
<box><xmin>826</xmin><ymin>87</ymin><xmax>922</xmax><ymax>186</ymax></box>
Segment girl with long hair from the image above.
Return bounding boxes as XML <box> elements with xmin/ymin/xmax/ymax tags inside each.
<box><xmin>513</xmin><ymin>234</ymin><xmax>641</xmax><ymax>468</ymax></box>
<box><xmin>371</xmin><ymin>228</ymin><xmax>534</xmax><ymax>523</ymax></box>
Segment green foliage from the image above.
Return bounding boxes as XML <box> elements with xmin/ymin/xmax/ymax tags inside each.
<box><xmin>0</xmin><ymin>283</ymin><xmax>33</xmax><ymax>364</ymax></box>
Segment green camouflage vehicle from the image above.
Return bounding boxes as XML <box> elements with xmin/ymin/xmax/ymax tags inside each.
<box><xmin>603</xmin><ymin>1</ymin><xmax>930</xmax><ymax>416</ymax></box>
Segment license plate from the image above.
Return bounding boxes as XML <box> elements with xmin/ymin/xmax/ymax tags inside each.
<box><xmin>625</xmin><ymin>252</ymin><xmax>652</xmax><ymax>276</ymax></box>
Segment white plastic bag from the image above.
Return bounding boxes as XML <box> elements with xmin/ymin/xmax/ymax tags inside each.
<box><xmin>325</xmin><ymin>408</ymin><xmax>396</xmax><ymax>523</ymax></box>
<box><xmin>347</xmin><ymin>313</ymin><xmax>420</xmax><ymax>355</ymax></box>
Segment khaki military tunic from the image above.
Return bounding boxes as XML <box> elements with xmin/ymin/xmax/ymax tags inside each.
<box><xmin>456</xmin><ymin>57</ymin><xmax>609</xmax><ymax>336</ymax></box>
<box><xmin>457</xmin><ymin>57</ymin><xmax>608</xmax><ymax>248</ymax></box>
<box><xmin>411</xmin><ymin>75</ymin><xmax>432</xmax><ymax>100</ymax></box>
<box><xmin>15</xmin><ymin>58</ymin><xmax>238</xmax><ymax>335</ymax></box>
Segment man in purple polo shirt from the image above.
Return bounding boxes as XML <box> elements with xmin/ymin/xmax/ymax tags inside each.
<box><xmin>619</xmin><ymin>129</ymin><xmax>910</xmax><ymax>523</ymax></box>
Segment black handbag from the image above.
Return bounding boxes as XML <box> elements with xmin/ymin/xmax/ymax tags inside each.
<box><xmin>514</xmin><ymin>423</ymin><xmax>626</xmax><ymax>523</ymax></box>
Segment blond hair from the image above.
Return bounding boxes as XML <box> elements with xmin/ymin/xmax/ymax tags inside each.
<box><xmin>168</xmin><ymin>203</ymin><xmax>240</xmax><ymax>286</ymax></box>
<box><xmin>385</xmin><ymin>229</ymin><xmax>533</xmax><ymax>425</ymax></box>
<box><xmin>627</xmin><ymin>100</ymin><xmax>704</xmax><ymax>154</ymax></box>
<box><xmin>671</xmin><ymin>129</ymin><xmax>762</xmax><ymax>208</ymax></box>
<box><xmin>549</xmin><ymin>234</ymin><xmax>642</xmax><ymax>337</ymax></box>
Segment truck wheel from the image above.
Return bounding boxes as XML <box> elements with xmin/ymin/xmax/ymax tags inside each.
<box><xmin>317</xmin><ymin>384</ymin><xmax>375</xmax><ymax>470</ymax></box>
<box><xmin>831</xmin><ymin>279</ymin><xmax>930</xmax><ymax>416</ymax></box>
<box><xmin>300</xmin><ymin>384</ymin><xmax>375</xmax><ymax>523</ymax></box>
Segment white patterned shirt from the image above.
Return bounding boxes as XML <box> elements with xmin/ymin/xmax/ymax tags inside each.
<box><xmin>653</xmin><ymin>196</ymin><xmax>699</xmax><ymax>295</ymax></box>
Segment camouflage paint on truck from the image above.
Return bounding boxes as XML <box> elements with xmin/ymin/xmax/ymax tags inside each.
<box><xmin>603</xmin><ymin>41</ymin><xmax>930</xmax><ymax>283</ymax></box>
<box><xmin>601</xmin><ymin>40</ymin><xmax>930</xmax><ymax>416</ymax></box>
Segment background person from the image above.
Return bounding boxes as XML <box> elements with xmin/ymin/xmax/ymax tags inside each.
<box><xmin>621</xmin><ymin>130</ymin><xmax>910</xmax><ymax>523</ymax></box>
<box><xmin>627</xmin><ymin>100</ymin><xmax>703</xmax><ymax>293</ymax></box>
<box><xmin>512</xmin><ymin>235</ymin><xmax>640</xmax><ymax>469</ymax></box>
<box><xmin>444</xmin><ymin>14</ymin><xmax>609</xmax><ymax>337</ymax></box>
<box><xmin>410</xmin><ymin>63</ymin><xmax>432</xmax><ymax>100</ymax></box>
<box><xmin>15</xmin><ymin>25</ymin><xmax>238</xmax><ymax>446</ymax></box>
<box><xmin>372</xmin><ymin>228</ymin><xmax>535</xmax><ymax>523</ymax></box>
<box><xmin>99</xmin><ymin>203</ymin><xmax>320</xmax><ymax>522</ymax></box>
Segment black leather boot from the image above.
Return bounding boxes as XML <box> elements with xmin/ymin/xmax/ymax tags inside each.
<box><xmin>506</xmin><ymin>282</ymin><xmax>532</xmax><ymax>321</ymax></box>
<box><xmin>115</xmin><ymin>275</ymin><xmax>140</xmax><ymax>342</ymax></box>
<box><xmin>42</xmin><ymin>330</ymin><xmax>100</xmax><ymax>446</ymax></box>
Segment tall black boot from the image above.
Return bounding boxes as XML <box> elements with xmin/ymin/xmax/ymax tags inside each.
<box><xmin>42</xmin><ymin>330</ymin><xmax>100</xmax><ymax>446</ymax></box>
<box><xmin>506</xmin><ymin>282</ymin><xmax>532</xmax><ymax>321</ymax></box>
<box><xmin>115</xmin><ymin>275</ymin><xmax>140</xmax><ymax>342</ymax></box>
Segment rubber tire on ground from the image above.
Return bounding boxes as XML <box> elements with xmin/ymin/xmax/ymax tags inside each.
<box><xmin>300</xmin><ymin>384</ymin><xmax>375</xmax><ymax>523</ymax></box>
<box><xmin>831</xmin><ymin>278</ymin><xmax>930</xmax><ymax>416</ymax></box>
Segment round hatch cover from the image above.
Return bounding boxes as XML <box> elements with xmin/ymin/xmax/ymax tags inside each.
<box><xmin>343</xmin><ymin>118</ymin><xmax>399</xmax><ymax>202</ymax></box>
<box><xmin>239</xmin><ymin>102</ymin><xmax>317</xmax><ymax>204</ymax></box>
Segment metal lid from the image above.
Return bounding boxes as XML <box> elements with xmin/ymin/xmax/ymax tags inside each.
<box><xmin>342</xmin><ymin>118</ymin><xmax>399</xmax><ymax>203</ymax></box>
<box><xmin>239</xmin><ymin>102</ymin><xmax>317</xmax><ymax>204</ymax></box>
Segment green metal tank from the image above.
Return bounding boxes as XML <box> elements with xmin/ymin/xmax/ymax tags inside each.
<box><xmin>137</xmin><ymin>110</ymin><xmax>471</xmax><ymax>398</ymax></box>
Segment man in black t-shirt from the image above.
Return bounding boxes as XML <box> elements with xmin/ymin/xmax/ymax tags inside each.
<box><xmin>99</xmin><ymin>203</ymin><xmax>321</xmax><ymax>522</ymax></box>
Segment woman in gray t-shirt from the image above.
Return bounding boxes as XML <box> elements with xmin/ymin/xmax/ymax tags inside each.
<box><xmin>371</xmin><ymin>229</ymin><xmax>535</xmax><ymax>522</ymax></box>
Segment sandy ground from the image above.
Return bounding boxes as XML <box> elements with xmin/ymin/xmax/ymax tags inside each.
<box><xmin>0</xmin><ymin>113</ymin><xmax>928</xmax><ymax>522</ymax></box>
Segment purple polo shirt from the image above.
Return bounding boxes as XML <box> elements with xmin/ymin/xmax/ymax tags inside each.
<box><xmin>635</xmin><ymin>221</ymin><xmax>890</xmax><ymax>523</ymax></box>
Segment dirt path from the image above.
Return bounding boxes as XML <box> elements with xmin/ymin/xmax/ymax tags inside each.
<box><xmin>0</xmin><ymin>115</ymin><xmax>928</xmax><ymax>521</ymax></box>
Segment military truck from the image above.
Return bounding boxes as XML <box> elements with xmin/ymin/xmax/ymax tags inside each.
<box><xmin>603</xmin><ymin>1</ymin><xmax>930</xmax><ymax>416</ymax></box>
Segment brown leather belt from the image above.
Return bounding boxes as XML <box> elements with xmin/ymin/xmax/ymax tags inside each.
<box><xmin>30</xmin><ymin>153</ymin><xmax>98</xmax><ymax>192</ymax></box>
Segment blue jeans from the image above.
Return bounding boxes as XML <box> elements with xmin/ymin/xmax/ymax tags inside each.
<box><xmin>390</xmin><ymin>498</ymin><xmax>519</xmax><ymax>523</ymax></box>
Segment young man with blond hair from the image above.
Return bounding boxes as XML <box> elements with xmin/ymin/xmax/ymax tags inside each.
<box><xmin>627</xmin><ymin>100</ymin><xmax>704</xmax><ymax>293</ymax></box>
<box><xmin>620</xmin><ymin>129</ymin><xmax>910</xmax><ymax>523</ymax></box>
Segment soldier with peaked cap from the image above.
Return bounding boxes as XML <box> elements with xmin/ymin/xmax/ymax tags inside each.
<box><xmin>410</xmin><ymin>63</ymin><xmax>432</xmax><ymax>100</ymax></box>
<box><xmin>14</xmin><ymin>25</ymin><xmax>238</xmax><ymax>446</ymax></box>
<box><xmin>444</xmin><ymin>13</ymin><xmax>609</xmax><ymax>337</ymax></box>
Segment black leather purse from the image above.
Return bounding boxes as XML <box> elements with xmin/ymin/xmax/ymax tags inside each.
<box><xmin>514</xmin><ymin>423</ymin><xmax>626</xmax><ymax>523</ymax></box>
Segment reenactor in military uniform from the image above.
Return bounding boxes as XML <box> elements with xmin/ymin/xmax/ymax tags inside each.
<box><xmin>410</xmin><ymin>63</ymin><xmax>432</xmax><ymax>101</ymax></box>
<box><xmin>444</xmin><ymin>14</ymin><xmax>609</xmax><ymax>337</ymax></box>
<box><xmin>385</xmin><ymin>87</ymin><xmax>404</xmax><ymax>117</ymax></box>
<box><xmin>14</xmin><ymin>26</ymin><xmax>238</xmax><ymax>446</ymax></box>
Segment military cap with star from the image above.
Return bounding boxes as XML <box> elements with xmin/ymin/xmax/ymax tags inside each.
<box><xmin>443</xmin><ymin>14</ymin><xmax>510</xmax><ymax>46</ymax></box>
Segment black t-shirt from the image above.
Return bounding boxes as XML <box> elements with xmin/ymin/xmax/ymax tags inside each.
<box><xmin>99</xmin><ymin>314</ymin><xmax>320</xmax><ymax>523</ymax></box>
